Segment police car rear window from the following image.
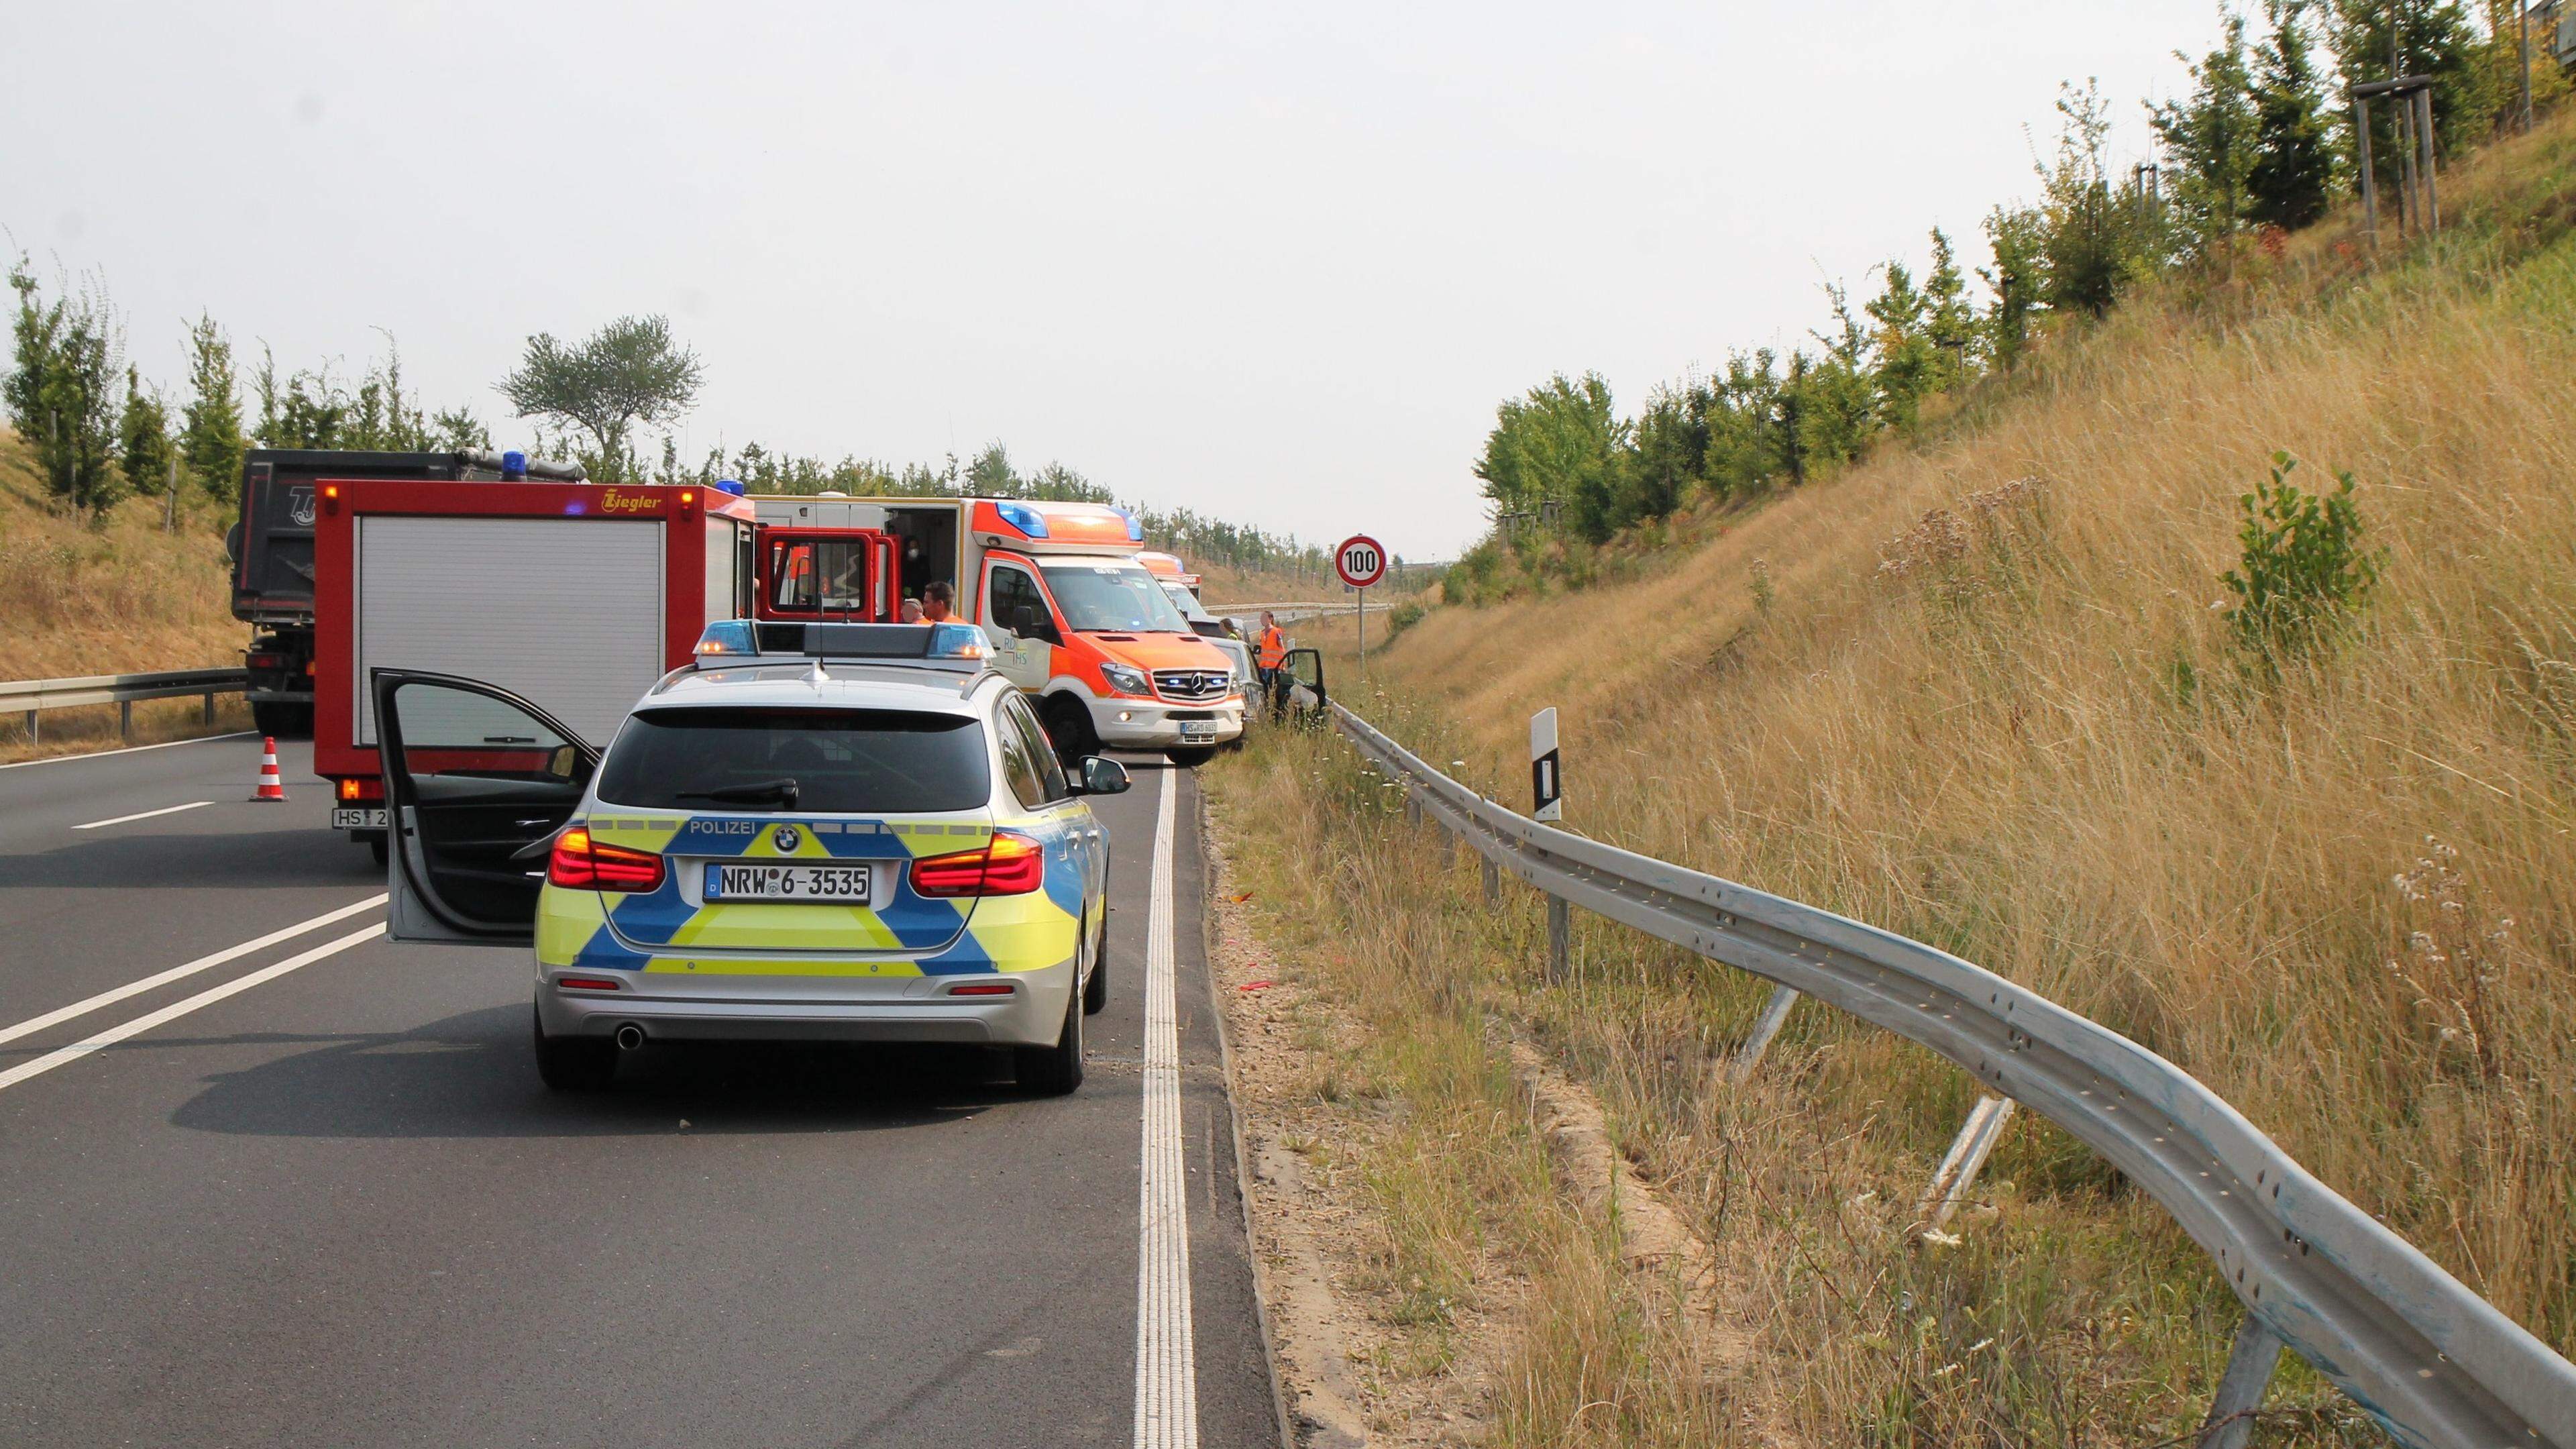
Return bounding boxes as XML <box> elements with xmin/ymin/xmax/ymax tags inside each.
<box><xmin>597</xmin><ymin>708</ymin><xmax>989</xmax><ymax>814</ymax></box>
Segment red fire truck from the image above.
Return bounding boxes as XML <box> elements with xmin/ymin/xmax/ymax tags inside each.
<box><xmin>310</xmin><ymin>477</ymin><xmax>757</xmax><ymax>857</ymax></box>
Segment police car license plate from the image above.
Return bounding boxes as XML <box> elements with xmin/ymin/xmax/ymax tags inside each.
<box><xmin>1179</xmin><ymin>720</ymin><xmax>1218</xmax><ymax>741</ymax></box>
<box><xmin>332</xmin><ymin>807</ymin><xmax>388</xmax><ymax>830</ymax></box>
<box><xmin>704</xmin><ymin>863</ymin><xmax>873</xmax><ymax>904</ymax></box>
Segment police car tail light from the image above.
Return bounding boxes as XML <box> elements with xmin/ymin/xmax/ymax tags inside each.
<box><xmin>909</xmin><ymin>830</ymin><xmax>1044</xmax><ymax>898</ymax></box>
<box><xmin>546</xmin><ymin>827</ymin><xmax>667</xmax><ymax>893</ymax></box>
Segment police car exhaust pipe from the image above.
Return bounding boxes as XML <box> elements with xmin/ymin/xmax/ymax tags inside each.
<box><xmin>613</xmin><ymin>1024</ymin><xmax>647</xmax><ymax>1052</ymax></box>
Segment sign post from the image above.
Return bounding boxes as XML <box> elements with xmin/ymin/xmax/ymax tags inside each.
<box><xmin>1532</xmin><ymin>706</ymin><xmax>1568</xmax><ymax>981</ymax></box>
<box><xmin>1334</xmin><ymin>534</ymin><xmax>1387</xmax><ymax>680</ymax></box>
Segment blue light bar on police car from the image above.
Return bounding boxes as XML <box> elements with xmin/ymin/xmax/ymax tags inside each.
<box><xmin>692</xmin><ymin>619</ymin><xmax>991</xmax><ymax>665</ymax></box>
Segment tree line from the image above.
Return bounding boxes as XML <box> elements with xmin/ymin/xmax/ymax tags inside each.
<box><xmin>3</xmin><ymin>266</ymin><xmax>1326</xmax><ymax>572</ymax></box>
<box><xmin>1456</xmin><ymin>0</ymin><xmax>2565</xmax><ymax>600</ymax></box>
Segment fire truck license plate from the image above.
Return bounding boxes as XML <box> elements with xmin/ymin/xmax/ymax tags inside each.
<box><xmin>332</xmin><ymin>808</ymin><xmax>388</xmax><ymax>830</ymax></box>
<box><xmin>704</xmin><ymin>863</ymin><xmax>873</xmax><ymax>904</ymax></box>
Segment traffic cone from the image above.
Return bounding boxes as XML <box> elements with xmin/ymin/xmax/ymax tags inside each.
<box><xmin>250</xmin><ymin>737</ymin><xmax>287</xmax><ymax>802</ymax></box>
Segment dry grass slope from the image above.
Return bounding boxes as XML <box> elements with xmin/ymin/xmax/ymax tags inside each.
<box><xmin>1210</xmin><ymin>109</ymin><xmax>2576</xmax><ymax>1445</ymax></box>
<box><xmin>0</xmin><ymin>427</ymin><xmax>249</xmax><ymax>757</ymax></box>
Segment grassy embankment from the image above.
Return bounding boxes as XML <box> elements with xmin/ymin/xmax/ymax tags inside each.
<box><xmin>0</xmin><ymin>428</ymin><xmax>249</xmax><ymax>762</ymax></box>
<box><xmin>1205</xmin><ymin>109</ymin><xmax>2576</xmax><ymax>1446</ymax></box>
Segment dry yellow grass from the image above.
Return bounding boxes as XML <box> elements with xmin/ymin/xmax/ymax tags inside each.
<box><xmin>1208</xmin><ymin>108</ymin><xmax>2576</xmax><ymax>1444</ymax></box>
<box><xmin>0</xmin><ymin>427</ymin><xmax>247</xmax><ymax>759</ymax></box>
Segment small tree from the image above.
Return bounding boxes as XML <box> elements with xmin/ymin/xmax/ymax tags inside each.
<box><xmin>2220</xmin><ymin>451</ymin><xmax>2385</xmax><ymax>668</ymax></box>
<box><xmin>2151</xmin><ymin>15</ymin><xmax>2261</xmax><ymax>260</ymax></box>
<box><xmin>1864</xmin><ymin>260</ymin><xmax>1935</xmax><ymax>429</ymax></box>
<box><xmin>2039</xmin><ymin>82</ymin><xmax>2149</xmax><ymax>318</ymax></box>
<box><xmin>2248</xmin><ymin>0</ymin><xmax>2338</xmax><ymax>231</ymax></box>
<box><xmin>179</xmin><ymin>313</ymin><xmax>247</xmax><ymax>503</ymax></box>
<box><xmin>496</xmin><ymin>315</ymin><xmax>702</xmax><ymax>483</ymax></box>
<box><xmin>1980</xmin><ymin>204</ymin><xmax>2048</xmax><ymax>373</ymax></box>
<box><xmin>1923</xmin><ymin>228</ymin><xmax>1980</xmax><ymax>388</ymax></box>
<box><xmin>6</xmin><ymin>256</ymin><xmax>125</xmax><ymax>514</ymax></box>
<box><xmin>119</xmin><ymin>366</ymin><xmax>172</xmax><ymax>501</ymax></box>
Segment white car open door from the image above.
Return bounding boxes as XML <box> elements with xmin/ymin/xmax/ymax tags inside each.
<box><xmin>372</xmin><ymin>669</ymin><xmax>602</xmax><ymax>947</ymax></box>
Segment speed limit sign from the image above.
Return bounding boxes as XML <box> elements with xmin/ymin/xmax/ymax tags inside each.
<box><xmin>1334</xmin><ymin>535</ymin><xmax>1387</xmax><ymax>589</ymax></box>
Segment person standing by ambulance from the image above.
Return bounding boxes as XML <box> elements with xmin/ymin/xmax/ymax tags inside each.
<box><xmin>1256</xmin><ymin>610</ymin><xmax>1289</xmax><ymax>721</ymax></box>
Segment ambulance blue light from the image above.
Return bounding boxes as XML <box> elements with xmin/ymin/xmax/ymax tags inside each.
<box><xmin>1115</xmin><ymin>507</ymin><xmax>1143</xmax><ymax>543</ymax></box>
<box><xmin>694</xmin><ymin>619</ymin><xmax>757</xmax><ymax>659</ymax></box>
<box><xmin>994</xmin><ymin>500</ymin><xmax>1051</xmax><ymax>539</ymax></box>
<box><xmin>501</xmin><ymin>450</ymin><xmax>528</xmax><ymax>480</ymax></box>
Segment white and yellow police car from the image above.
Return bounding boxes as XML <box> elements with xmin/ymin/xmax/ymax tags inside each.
<box><xmin>373</xmin><ymin>622</ymin><xmax>1124</xmax><ymax>1094</ymax></box>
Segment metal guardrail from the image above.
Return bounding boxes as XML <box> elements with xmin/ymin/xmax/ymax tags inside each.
<box><xmin>0</xmin><ymin>668</ymin><xmax>247</xmax><ymax>743</ymax></box>
<box><xmin>1333</xmin><ymin>701</ymin><xmax>2576</xmax><ymax>1449</ymax></box>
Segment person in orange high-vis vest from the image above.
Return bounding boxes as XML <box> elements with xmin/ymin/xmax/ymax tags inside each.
<box><xmin>1256</xmin><ymin>612</ymin><xmax>1288</xmax><ymax>720</ymax></box>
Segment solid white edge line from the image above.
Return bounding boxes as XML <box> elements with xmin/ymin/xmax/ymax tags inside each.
<box><xmin>0</xmin><ymin>730</ymin><xmax>258</xmax><ymax>771</ymax></box>
<box><xmin>0</xmin><ymin>922</ymin><xmax>385</xmax><ymax>1093</ymax></box>
<box><xmin>70</xmin><ymin>800</ymin><xmax>213</xmax><ymax>830</ymax></box>
<box><xmin>1133</xmin><ymin>766</ymin><xmax>1199</xmax><ymax>1449</ymax></box>
<box><xmin>0</xmin><ymin>894</ymin><xmax>388</xmax><ymax>1048</ymax></box>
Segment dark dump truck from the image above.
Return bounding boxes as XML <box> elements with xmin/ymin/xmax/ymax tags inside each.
<box><xmin>223</xmin><ymin>448</ymin><xmax>586</xmax><ymax>737</ymax></box>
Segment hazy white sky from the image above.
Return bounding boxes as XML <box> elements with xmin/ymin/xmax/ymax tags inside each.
<box><xmin>4</xmin><ymin>2</ymin><xmax>2228</xmax><ymax>558</ymax></box>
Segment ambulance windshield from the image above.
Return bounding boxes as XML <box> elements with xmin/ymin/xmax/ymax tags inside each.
<box><xmin>1038</xmin><ymin>563</ymin><xmax>1193</xmax><ymax>634</ymax></box>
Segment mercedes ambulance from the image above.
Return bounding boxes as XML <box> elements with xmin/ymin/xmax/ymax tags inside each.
<box><xmin>751</xmin><ymin>496</ymin><xmax>1243</xmax><ymax>765</ymax></box>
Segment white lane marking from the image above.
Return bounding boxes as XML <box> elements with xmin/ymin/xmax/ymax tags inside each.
<box><xmin>1132</xmin><ymin>767</ymin><xmax>1199</xmax><ymax>1449</ymax></box>
<box><xmin>70</xmin><ymin>800</ymin><xmax>213</xmax><ymax>830</ymax></box>
<box><xmin>0</xmin><ymin>730</ymin><xmax>257</xmax><ymax>771</ymax></box>
<box><xmin>0</xmin><ymin>895</ymin><xmax>388</xmax><ymax>1049</ymax></box>
<box><xmin>0</xmin><ymin>923</ymin><xmax>384</xmax><ymax>1094</ymax></box>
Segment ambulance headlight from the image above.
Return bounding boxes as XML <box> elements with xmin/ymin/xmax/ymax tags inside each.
<box><xmin>695</xmin><ymin>619</ymin><xmax>756</xmax><ymax>659</ymax></box>
<box><xmin>1100</xmin><ymin>662</ymin><xmax>1150</xmax><ymax>697</ymax></box>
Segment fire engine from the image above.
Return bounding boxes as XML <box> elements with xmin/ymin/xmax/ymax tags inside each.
<box><xmin>753</xmin><ymin>495</ymin><xmax>1244</xmax><ymax>764</ymax></box>
<box><xmin>223</xmin><ymin>448</ymin><xmax>587</xmax><ymax>737</ymax></box>
<box><xmin>309</xmin><ymin>474</ymin><xmax>757</xmax><ymax>857</ymax></box>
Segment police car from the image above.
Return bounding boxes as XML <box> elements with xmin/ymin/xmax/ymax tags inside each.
<box><xmin>372</xmin><ymin>621</ymin><xmax>1124</xmax><ymax>1095</ymax></box>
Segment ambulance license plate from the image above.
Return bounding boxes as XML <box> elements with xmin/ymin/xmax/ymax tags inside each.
<box><xmin>333</xmin><ymin>808</ymin><xmax>388</xmax><ymax>830</ymax></box>
<box><xmin>1179</xmin><ymin>720</ymin><xmax>1218</xmax><ymax>741</ymax></box>
<box><xmin>705</xmin><ymin>863</ymin><xmax>873</xmax><ymax>904</ymax></box>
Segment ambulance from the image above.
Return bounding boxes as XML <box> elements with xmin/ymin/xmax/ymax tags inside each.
<box><xmin>751</xmin><ymin>496</ymin><xmax>1244</xmax><ymax>764</ymax></box>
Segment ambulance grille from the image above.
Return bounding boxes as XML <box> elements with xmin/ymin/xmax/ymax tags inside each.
<box><xmin>1153</xmin><ymin>669</ymin><xmax>1231</xmax><ymax>702</ymax></box>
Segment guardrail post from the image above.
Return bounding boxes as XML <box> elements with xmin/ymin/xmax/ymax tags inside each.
<box><xmin>1914</xmin><ymin>1095</ymin><xmax>2017</xmax><ymax>1234</ymax></box>
<box><xmin>201</xmin><ymin>691</ymin><xmax>215</xmax><ymax>724</ymax></box>
<box><xmin>1546</xmin><ymin>896</ymin><xmax>1570</xmax><ymax>983</ymax></box>
<box><xmin>1481</xmin><ymin>857</ymin><xmax>1499</xmax><ymax>903</ymax></box>
<box><xmin>119</xmin><ymin>700</ymin><xmax>133</xmax><ymax>742</ymax></box>
<box><xmin>21</xmin><ymin>709</ymin><xmax>34</xmax><ymax>744</ymax></box>
<box><xmin>2197</xmin><ymin>1316</ymin><xmax>2285</xmax><ymax>1449</ymax></box>
<box><xmin>1728</xmin><ymin>985</ymin><xmax>1801</xmax><ymax>1083</ymax></box>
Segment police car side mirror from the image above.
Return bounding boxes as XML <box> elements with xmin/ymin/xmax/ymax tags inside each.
<box><xmin>1076</xmin><ymin>756</ymin><xmax>1131</xmax><ymax>796</ymax></box>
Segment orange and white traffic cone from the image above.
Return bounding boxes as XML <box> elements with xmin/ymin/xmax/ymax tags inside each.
<box><xmin>250</xmin><ymin>737</ymin><xmax>287</xmax><ymax>802</ymax></box>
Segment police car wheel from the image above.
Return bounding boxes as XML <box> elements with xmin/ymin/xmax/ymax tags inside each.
<box><xmin>1015</xmin><ymin>967</ymin><xmax>1085</xmax><ymax>1095</ymax></box>
<box><xmin>531</xmin><ymin>1006</ymin><xmax>618</xmax><ymax>1091</ymax></box>
<box><xmin>1081</xmin><ymin>908</ymin><xmax>1110</xmax><ymax>1016</ymax></box>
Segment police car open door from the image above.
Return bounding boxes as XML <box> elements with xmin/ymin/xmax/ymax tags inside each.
<box><xmin>372</xmin><ymin>669</ymin><xmax>601</xmax><ymax>946</ymax></box>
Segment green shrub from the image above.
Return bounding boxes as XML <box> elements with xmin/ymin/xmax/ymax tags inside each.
<box><xmin>2219</xmin><ymin>451</ymin><xmax>2383</xmax><ymax>669</ymax></box>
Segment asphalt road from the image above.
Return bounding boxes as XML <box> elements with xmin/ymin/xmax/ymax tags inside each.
<box><xmin>0</xmin><ymin>735</ymin><xmax>1275</xmax><ymax>1448</ymax></box>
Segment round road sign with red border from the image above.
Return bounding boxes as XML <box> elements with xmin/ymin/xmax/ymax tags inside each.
<box><xmin>1335</xmin><ymin>534</ymin><xmax>1387</xmax><ymax>589</ymax></box>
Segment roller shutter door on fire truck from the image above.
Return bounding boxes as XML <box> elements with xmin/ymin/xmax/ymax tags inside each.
<box><xmin>354</xmin><ymin>517</ymin><xmax>665</xmax><ymax>748</ymax></box>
